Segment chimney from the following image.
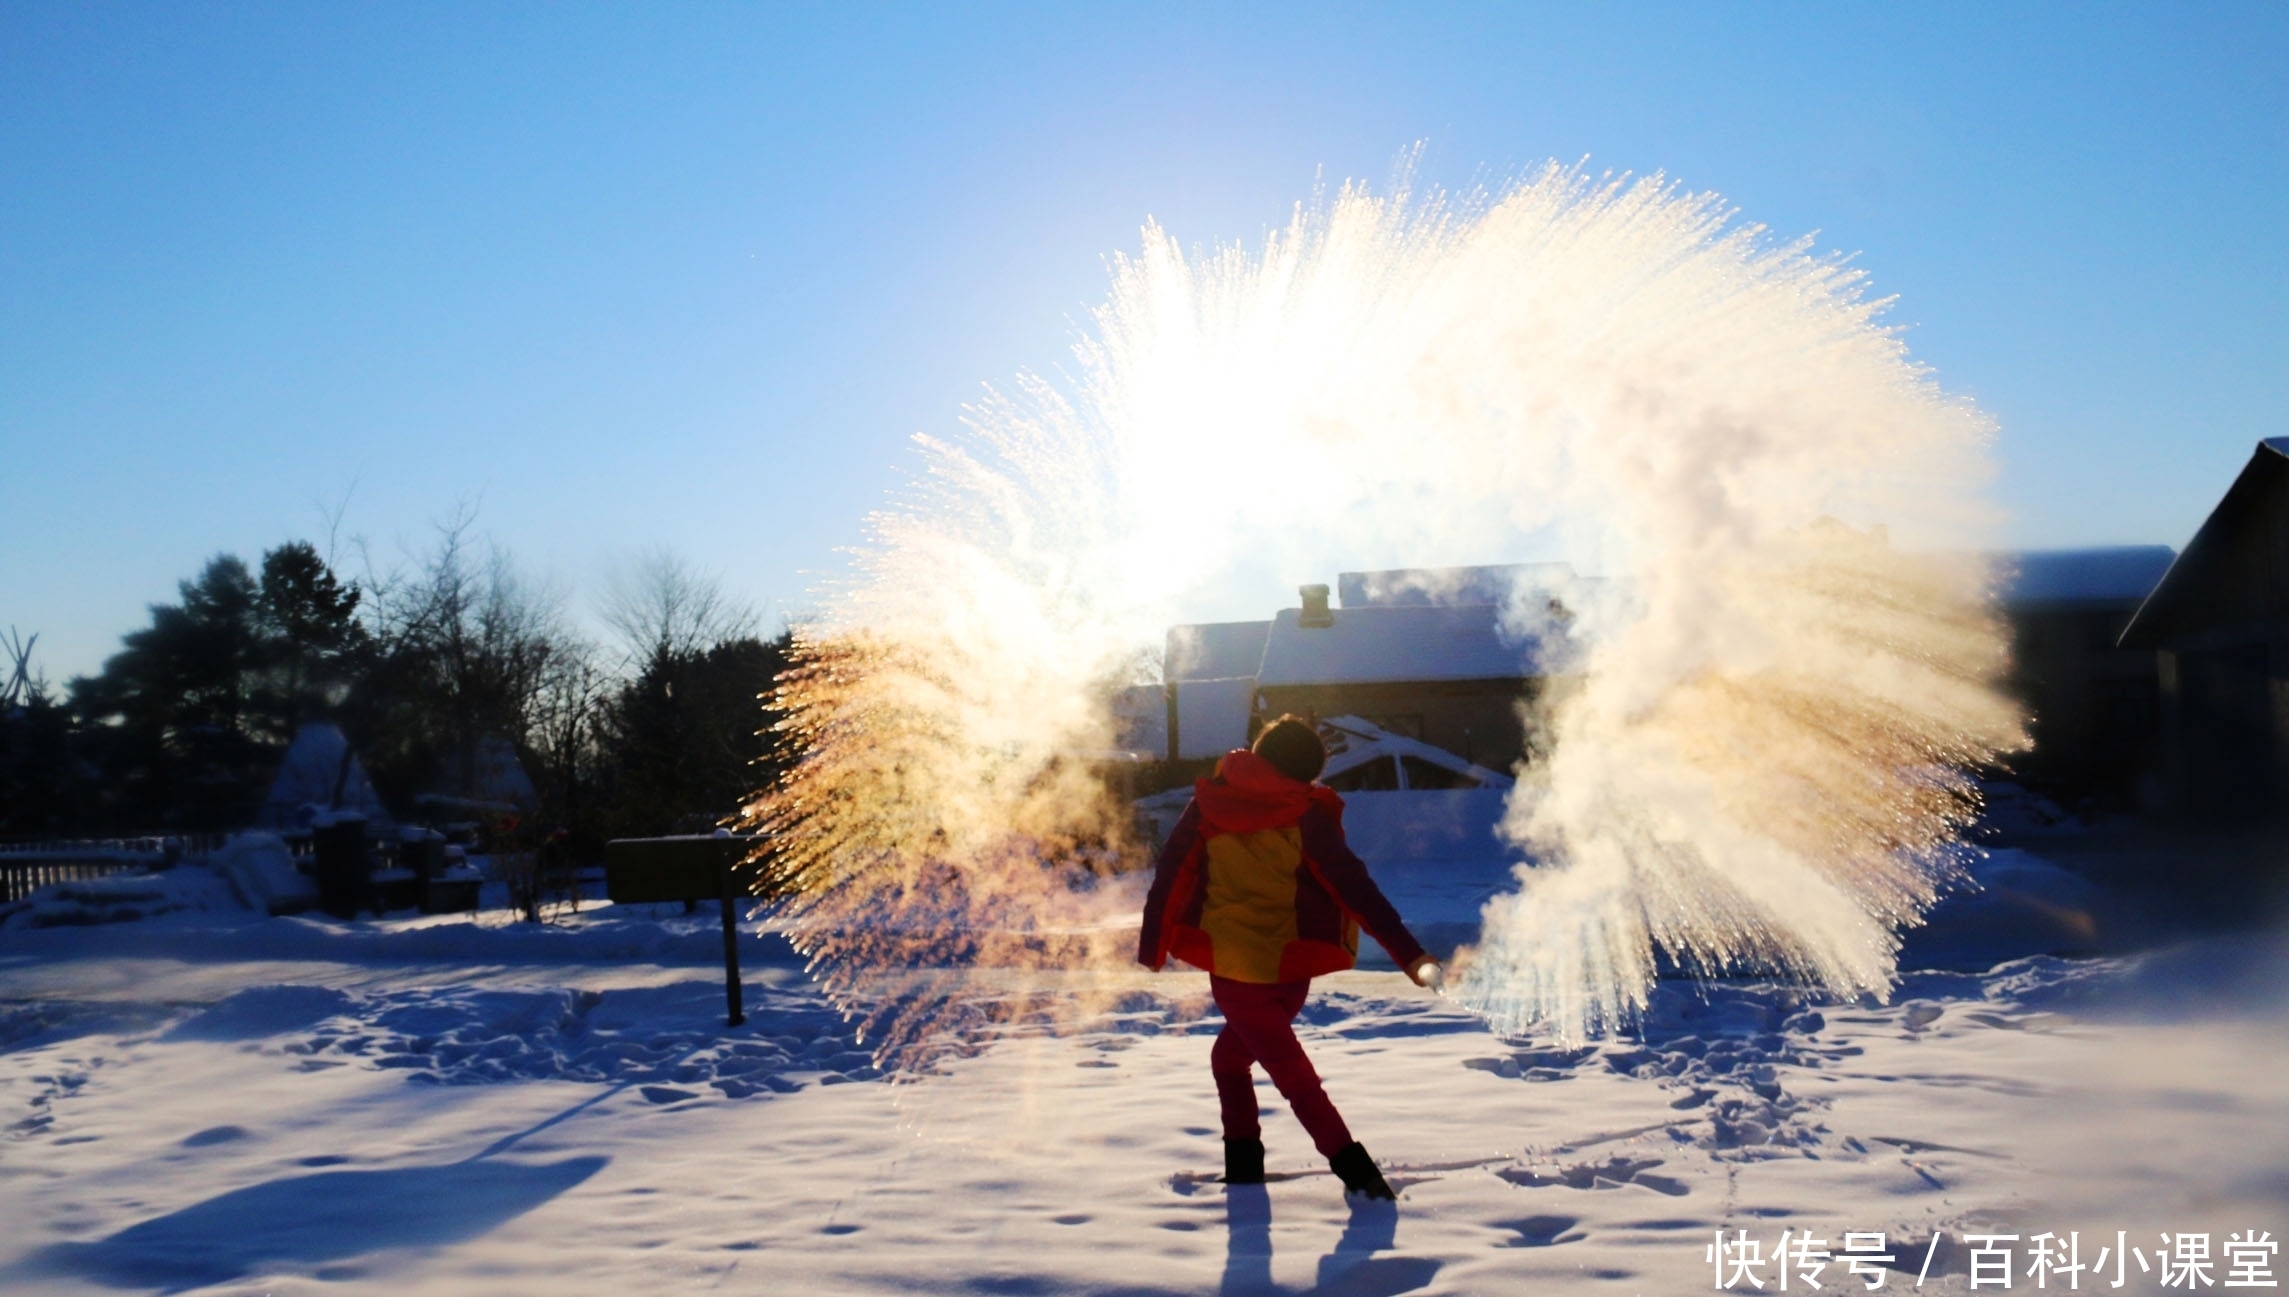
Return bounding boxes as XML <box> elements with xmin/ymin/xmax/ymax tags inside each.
<box><xmin>1299</xmin><ymin>584</ymin><xmax>1334</xmax><ymax>629</ymax></box>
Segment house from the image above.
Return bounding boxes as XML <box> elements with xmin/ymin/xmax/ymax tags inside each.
<box><xmin>1148</xmin><ymin>564</ymin><xmax>1567</xmax><ymax>769</ymax></box>
<box><xmin>1161</xmin><ymin>619</ymin><xmax>1270</xmax><ymax>760</ymax></box>
<box><xmin>1996</xmin><ymin>546</ymin><xmax>2175</xmax><ymax>810</ymax></box>
<box><xmin>1251</xmin><ymin>596</ymin><xmax>1548</xmax><ymax>767</ymax></box>
<box><xmin>2118</xmin><ymin>438</ymin><xmax>2289</xmax><ymax>825</ymax></box>
<box><xmin>420</xmin><ymin>734</ymin><xmax>539</xmax><ymax>817</ymax></box>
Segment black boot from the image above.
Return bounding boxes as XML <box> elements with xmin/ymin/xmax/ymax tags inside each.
<box><xmin>1224</xmin><ymin>1138</ymin><xmax>1265</xmax><ymax>1185</ymax></box>
<box><xmin>1329</xmin><ymin>1142</ymin><xmax>1395</xmax><ymax>1200</ymax></box>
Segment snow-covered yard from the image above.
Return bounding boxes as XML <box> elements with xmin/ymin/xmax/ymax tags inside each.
<box><xmin>2</xmin><ymin>854</ymin><xmax>2285</xmax><ymax>1296</ymax></box>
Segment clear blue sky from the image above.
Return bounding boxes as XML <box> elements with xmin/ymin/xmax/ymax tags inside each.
<box><xmin>5</xmin><ymin>3</ymin><xmax>2284</xmax><ymax>682</ymax></box>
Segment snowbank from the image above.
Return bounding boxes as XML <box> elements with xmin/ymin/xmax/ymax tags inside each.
<box><xmin>210</xmin><ymin>832</ymin><xmax>317</xmax><ymax>915</ymax></box>
<box><xmin>0</xmin><ymin>863</ymin><xmax>240</xmax><ymax>931</ymax></box>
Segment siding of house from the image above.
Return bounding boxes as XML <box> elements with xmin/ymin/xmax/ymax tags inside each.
<box><xmin>1987</xmin><ymin>548</ymin><xmax>2173</xmax><ymax>811</ymax></box>
<box><xmin>2121</xmin><ymin>439</ymin><xmax>2289</xmax><ymax>825</ymax></box>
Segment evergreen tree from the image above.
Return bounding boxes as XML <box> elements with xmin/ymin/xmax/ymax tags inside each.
<box><xmin>0</xmin><ymin>630</ymin><xmax>73</xmax><ymax>835</ymax></box>
<box><xmin>255</xmin><ymin>540</ymin><xmax>365</xmax><ymax>740</ymax></box>
<box><xmin>70</xmin><ymin>554</ymin><xmax>270</xmax><ymax>828</ymax></box>
<box><xmin>589</xmin><ymin>552</ymin><xmax>785</xmax><ymax>839</ymax></box>
<box><xmin>602</xmin><ymin>632</ymin><xmax>791</xmax><ymax>838</ymax></box>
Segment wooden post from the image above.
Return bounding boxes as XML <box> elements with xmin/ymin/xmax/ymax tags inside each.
<box><xmin>604</xmin><ymin>835</ymin><xmax>757</xmax><ymax>1030</ymax></box>
<box><xmin>718</xmin><ymin>854</ymin><xmax>745</xmax><ymax>1028</ymax></box>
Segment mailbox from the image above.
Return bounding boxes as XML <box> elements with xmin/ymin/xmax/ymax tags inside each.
<box><xmin>604</xmin><ymin>834</ymin><xmax>762</xmax><ymax>1027</ymax></box>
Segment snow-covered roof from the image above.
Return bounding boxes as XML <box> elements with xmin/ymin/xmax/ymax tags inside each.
<box><xmin>1254</xmin><ymin>604</ymin><xmax>1543</xmax><ymax>688</ymax></box>
<box><xmin>1997</xmin><ymin>547</ymin><xmax>2175</xmax><ymax>607</ymax></box>
<box><xmin>256</xmin><ymin>722</ymin><xmax>392</xmax><ymax>831</ymax></box>
<box><xmin>1164</xmin><ymin>620</ymin><xmax>1270</xmax><ymax>682</ymax></box>
<box><xmin>430</xmin><ymin>734</ymin><xmax>538</xmax><ymax>811</ymax></box>
<box><xmin>1338</xmin><ymin>563</ymin><xmax>1577</xmax><ymax>609</ymax></box>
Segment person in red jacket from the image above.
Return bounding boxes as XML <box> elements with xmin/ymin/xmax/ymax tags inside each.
<box><xmin>1137</xmin><ymin>714</ymin><xmax>1443</xmax><ymax>1199</ymax></box>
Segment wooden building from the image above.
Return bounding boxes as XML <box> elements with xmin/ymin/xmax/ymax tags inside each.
<box><xmin>1997</xmin><ymin>546</ymin><xmax>2174</xmax><ymax>811</ymax></box>
<box><xmin>2119</xmin><ymin>437</ymin><xmax>2289</xmax><ymax>825</ymax></box>
<box><xmin>1153</xmin><ymin>565</ymin><xmax>1562</xmax><ymax>770</ymax></box>
<box><xmin>1249</xmin><ymin>595</ymin><xmax>1543</xmax><ymax>768</ymax></box>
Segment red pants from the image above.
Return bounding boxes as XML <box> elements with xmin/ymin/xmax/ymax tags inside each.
<box><xmin>1210</xmin><ymin>976</ymin><xmax>1354</xmax><ymax>1158</ymax></box>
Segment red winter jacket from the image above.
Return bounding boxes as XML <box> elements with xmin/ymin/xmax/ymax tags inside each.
<box><xmin>1137</xmin><ymin>750</ymin><xmax>1426</xmax><ymax>983</ymax></box>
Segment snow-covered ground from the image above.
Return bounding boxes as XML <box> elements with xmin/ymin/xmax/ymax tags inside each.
<box><xmin>3</xmin><ymin>841</ymin><xmax>2285</xmax><ymax>1295</ymax></box>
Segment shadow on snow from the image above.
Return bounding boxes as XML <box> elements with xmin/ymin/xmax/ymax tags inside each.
<box><xmin>1219</xmin><ymin>1185</ymin><xmax>1440</xmax><ymax>1297</ymax></box>
<box><xmin>15</xmin><ymin>1154</ymin><xmax>606</xmax><ymax>1291</ymax></box>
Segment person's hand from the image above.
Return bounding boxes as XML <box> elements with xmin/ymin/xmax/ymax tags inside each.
<box><xmin>1406</xmin><ymin>956</ymin><xmax>1444</xmax><ymax>991</ymax></box>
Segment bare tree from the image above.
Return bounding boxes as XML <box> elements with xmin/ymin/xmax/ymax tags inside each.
<box><xmin>351</xmin><ymin>507</ymin><xmax>588</xmax><ymax>816</ymax></box>
<box><xmin>599</xmin><ymin>549</ymin><xmax>757</xmax><ymax>671</ymax></box>
<box><xmin>528</xmin><ymin>640</ymin><xmax>609</xmax><ymax>827</ymax></box>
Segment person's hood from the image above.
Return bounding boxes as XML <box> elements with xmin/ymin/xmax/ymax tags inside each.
<box><xmin>1194</xmin><ymin>749</ymin><xmax>1344</xmax><ymax>835</ymax></box>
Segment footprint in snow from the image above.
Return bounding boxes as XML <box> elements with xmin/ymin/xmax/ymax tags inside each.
<box><xmin>180</xmin><ymin>1126</ymin><xmax>248</xmax><ymax>1148</ymax></box>
<box><xmin>1496</xmin><ymin>1214</ymin><xmax>1585</xmax><ymax>1247</ymax></box>
<box><xmin>1499</xmin><ymin>1157</ymin><xmax>1689</xmax><ymax>1197</ymax></box>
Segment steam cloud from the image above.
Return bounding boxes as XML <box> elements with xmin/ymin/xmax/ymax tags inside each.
<box><xmin>746</xmin><ymin>163</ymin><xmax>2026</xmax><ymax>1057</ymax></box>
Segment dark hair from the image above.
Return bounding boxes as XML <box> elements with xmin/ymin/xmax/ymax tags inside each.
<box><xmin>1251</xmin><ymin>714</ymin><xmax>1326</xmax><ymax>783</ymax></box>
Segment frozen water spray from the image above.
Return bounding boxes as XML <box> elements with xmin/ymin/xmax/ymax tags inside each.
<box><xmin>745</xmin><ymin>163</ymin><xmax>2026</xmax><ymax>1057</ymax></box>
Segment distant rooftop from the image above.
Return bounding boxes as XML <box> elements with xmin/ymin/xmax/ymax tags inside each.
<box><xmin>1255</xmin><ymin>604</ymin><xmax>1541</xmax><ymax>688</ymax></box>
<box><xmin>1338</xmin><ymin>563</ymin><xmax>1578</xmax><ymax>609</ymax></box>
<box><xmin>1998</xmin><ymin>546</ymin><xmax>2175</xmax><ymax>606</ymax></box>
